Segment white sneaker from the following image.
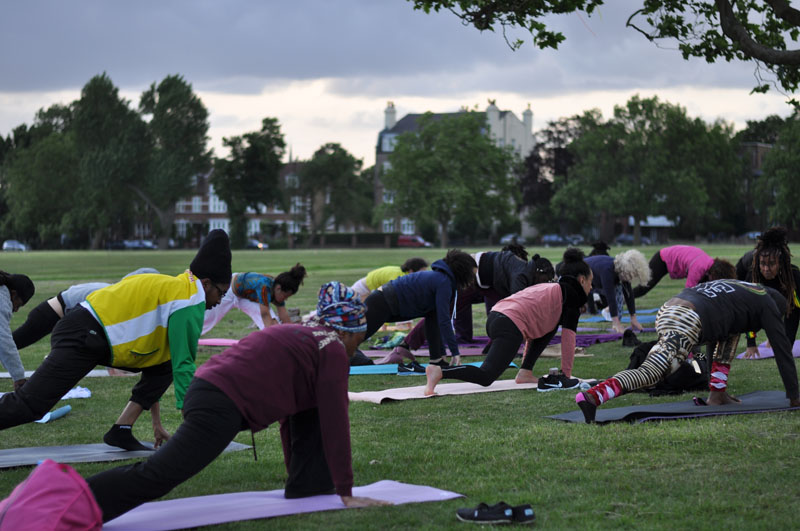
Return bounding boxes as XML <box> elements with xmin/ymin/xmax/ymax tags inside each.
<box><xmin>601</xmin><ymin>307</ymin><xmax>612</xmax><ymax>321</ymax></box>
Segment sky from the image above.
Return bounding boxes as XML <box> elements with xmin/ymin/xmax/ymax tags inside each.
<box><xmin>0</xmin><ymin>1</ymin><xmax>794</xmax><ymax>167</ymax></box>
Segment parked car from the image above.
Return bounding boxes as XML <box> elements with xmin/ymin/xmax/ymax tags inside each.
<box><xmin>566</xmin><ymin>234</ymin><xmax>585</xmax><ymax>246</ymax></box>
<box><xmin>397</xmin><ymin>234</ymin><xmax>433</xmax><ymax>248</ymax></box>
<box><xmin>499</xmin><ymin>233</ymin><xmax>526</xmax><ymax>246</ymax></box>
<box><xmin>246</xmin><ymin>239</ymin><xmax>268</xmax><ymax>250</ymax></box>
<box><xmin>2</xmin><ymin>240</ymin><xmax>28</xmax><ymax>251</ymax></box>
<box><xmin>744</xmin><ymin>231</ymin><xmax>761</xmax><ymax>241</ymax></box>
<box><xmin>541</xmin><ymin>234</ymin><xmax>567</xmax><ymax>247</ymax></box>
<box><xmin>614</xmin><ymin>234</ymin><xmax>652</xmax><ymax>246</ymax></box>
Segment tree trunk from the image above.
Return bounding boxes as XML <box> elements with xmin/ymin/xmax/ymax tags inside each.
<box><xmin>633</xmin><ymin>217</ymin><xmax>642</xmax><ymax>245</ymax></box>
<box><xmin>91</xmin><ymin>230</ymin><xmax>103</xmax><ymax>250</ymax></box>
<box><xmin>439</xmin><ymin>220</ymin><xmax>449</xmax><ymax>248</ymax></box>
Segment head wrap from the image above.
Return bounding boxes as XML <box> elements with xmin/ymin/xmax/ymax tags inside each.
<box><xmin>316</xmin><ymin>281</ymin><xmax>367</xmax><ymax>333</ymax></box>
<box><xmin>7</xmin><ymin>274</ymin><xmax>34</xmax><ymax>305</ymax></box>
<box><xmin>190</xmin><ymin>229</ymin><xmax>232</xmax><ymax>284</ymax></box>
<box><xmin>233</xmin><ymin>273</ymin><xmax>274</xmax><ymax>306</ymax></box>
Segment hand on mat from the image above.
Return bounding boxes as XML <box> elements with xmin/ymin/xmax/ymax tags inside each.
<box><xmin>153</xmin><ymin>425</ymin><xmax>171</xmax><ymax>448</ymax></box>
<box><xmin>13</xmin><ymin>378</ymin><xmax>27</xmax><ymax>391</ymax></box>
<box><xmin>611</xmin><ymin>318</ymin><xmax>626</xmax><ymax>334</ymax></box>
<box><xmin>341</xmin><ymin>495</ymin><xmax>392</xmax><ymax>508</ymax></box>
<box><xmin>629</xmin><ymin>315</ymin><xmax>643</xmax><ymax>333</ymax></box>
<box><xmin>744</xmin><ymin>346</ymin><xmax>761</xmax><ymax>359</ymax></box>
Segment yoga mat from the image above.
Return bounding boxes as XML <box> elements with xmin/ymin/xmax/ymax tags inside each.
<box><xmin>580</xmin><ymin>313</ymin><xmax>657</xmax><ymax>324</ymax></box>
<box><xmin>0</xmin><ymin>369</ymin><xmax>121</xmax><ymax>379</ymax></box>
<box><xmin>349</xmin><ymin>362</ymin><xmax>518</xmax><ymax>376</ymax></box>
<box><xmin>548</xmin><ymin>390</ymin><xmax>799</xmax><ymax>425</ymax></box>
<box><xmin>736</xmin><ymin>340</ymin><xmax>800</xmax><ymax>360</ymax></box>
<box><xmin>198</xmin><ymin>338</ymin><xmax>239</xmax><ymax>347</ymax></box>
<box><xmin>0</xmin><ymin>441</ymin><xmax>251</xmax><ymax>469</ymax></box>
<box><xmin>104</xmin><ymin>480</ymin><xmax>463</xmax><ymax>530</ymax></box>
<box><xmin>349</xmin><ymin>379</ymin><xmax>538</xmax><ymax>404</ymax></box>
<box><xmin>34</xmin><ymin>405</ymin><xmax>71</xmax><ymax>424</ymax></box>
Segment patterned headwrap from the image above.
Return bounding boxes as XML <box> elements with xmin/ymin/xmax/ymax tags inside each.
<box><xmin>316</xmin><ymin>281</ymin><xmax>367</xmax><ymax>333</ymax></box>
<box><xmin>232</xmin><ymin>273</ymin><xmax>277</xmax><ymax>306</ymax></box>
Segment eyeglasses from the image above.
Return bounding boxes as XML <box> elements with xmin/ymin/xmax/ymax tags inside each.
<box><xmin>211</xmin><ymin>283</ymin><xmax>228</xmax><ymax>297</ymax></box>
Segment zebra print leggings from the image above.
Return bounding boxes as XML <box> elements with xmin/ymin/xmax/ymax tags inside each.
<box><xmin>613</xmin><ymin>304</ymin><xmax>702</xmax><ymax>393</ymax></box>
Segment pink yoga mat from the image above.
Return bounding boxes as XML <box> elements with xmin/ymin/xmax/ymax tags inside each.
<box><xmin>198</xmin><ymin>338</ymin><xmax>239</xmax><ymax>347</ymax></box>
<box><xmin>104</xmin><ymin>480</ymin><xmax>463</xmax><ymax>530</ymax></box>
<box><xmin>736</xmin><ymin>340</ymin><xmax>800</xmax><ymax>360</ymax></box>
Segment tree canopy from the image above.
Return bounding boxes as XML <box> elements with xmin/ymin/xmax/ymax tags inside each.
<box><xmin>408</xmin><ymin>0</ymin><xmax>800</xmax><ymax>94</ymax></box>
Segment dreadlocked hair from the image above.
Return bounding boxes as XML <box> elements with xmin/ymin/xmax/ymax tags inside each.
<box><xmin>753</xmin><ymin>227</ymin><xmax>796</xmax><ymax>315</ymax></box>
<box><xmin>501</xmin><ymin>243</ymin><xmax>528</xmax><ymax>261</ymax></box>
<box><xmin>443</xmin><ymin>249</ymin><xmax>478</xmax><ymax>290</ymax></box>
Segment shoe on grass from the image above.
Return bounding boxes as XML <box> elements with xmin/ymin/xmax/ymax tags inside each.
<box><xmin>456</xmin><ymin>501</ymin><xmax>514</xmax><ymax>524</ymax></box>
<box><xmin>512</xmin><ymin>504</ymin><xmax>536</xmax><ymax>524</ymax></box>
<box><xmin>537</xmin><ymin>372</ymin><xmax>581</xmax><ymax>392</ymax></box>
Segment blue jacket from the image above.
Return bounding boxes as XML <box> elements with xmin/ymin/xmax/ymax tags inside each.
<box><xmin>389</xmin><ymin>259</ymin><xmax>459</xmax><ymax>357</ymax></box>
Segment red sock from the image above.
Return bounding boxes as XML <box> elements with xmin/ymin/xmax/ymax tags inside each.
<box><xmin>710</xmin><ymin>361</ymin><xmax>730</xmax><ymax>391</ymax></box>
<box><xmin>584</xmin><ymin>377</ymin><xmax>623</xmax><ymax>405</ymax></box>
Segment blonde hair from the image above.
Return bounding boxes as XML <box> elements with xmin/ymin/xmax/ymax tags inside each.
<box><xmin>614</xmin><ymin>249</ymin><xmax>651</xmax><ymax>286</ymax></box>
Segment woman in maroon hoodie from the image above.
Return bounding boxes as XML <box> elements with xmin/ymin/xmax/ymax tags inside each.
<box><xmin>87</xmin><ymin>282</ymin><xmax>388</xmax><ymax>523</ymax></box>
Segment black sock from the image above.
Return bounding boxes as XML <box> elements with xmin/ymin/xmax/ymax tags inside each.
<box><xmin>103</xmin><ymin>424</ymin><xmax>153</xmax><ymax>452</ymax></box>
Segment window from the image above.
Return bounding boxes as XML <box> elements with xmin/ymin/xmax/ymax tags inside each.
<box><xmin>290</xmin><ymin>196</ymin><xmax>305</xmax><ymax>214</ymax></box>
<box><xmin>382</xmin><ymin>218</ymin><xmax>395</xmax><ymax>233</ymax></box>
<box><xmin>381</xmin><ymin>133</ymin><xmax>396</xmax><ymax>153</ymax></box>
<box><xmin>209</xmin><ymin>219</ymin><xmax>229</xmax><ymax>232</ymax></box>
<box><xmin>382</xmin><ymin>190</ymin><xmax>395</xmax><ymax>204</ymax></box>
<box><xmin>191</xmin><ymin>196</ymin><xmax>202</xmax><ymax>213</ymax></box>
<box><xmin>175</xmin><ymin>219</ymin><xmax>188</xmax><ymax>237</ymax></box>
<box><xmin>287</xmin><ymin>220</ymin><xmax>302</xmax><ymax>234</ymax></box>
<box><xmin>248</xmin><ymin>219</ymin><xmax>261</xmax><ymax>236</ymax></box>
<box><xmin>285</xmin><ymin>173</ymin><xmax>299</xmax><ymax>188</ymax></box>
<box><xmin>400</xmin><ymin>218</ymin><xmax>415</xmax><ymax>235</ymax></box>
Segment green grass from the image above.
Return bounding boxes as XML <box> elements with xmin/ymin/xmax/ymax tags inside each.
<box><xmin>2</xmin><ymin>246</ymin><xmax>799</xmax><ymax>529</ymax></box>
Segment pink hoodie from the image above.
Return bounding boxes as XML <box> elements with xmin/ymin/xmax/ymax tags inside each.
<box><xmin>660</xmin><ymin>245</ymin><xmax>714</xmax><ymax>288</ymax></box>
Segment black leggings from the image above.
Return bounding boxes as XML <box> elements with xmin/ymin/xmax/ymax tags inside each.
<box><xmin>364</xmin><ymin>290</ymin><xmax>446</xmax><ymax>359</ymax></box>
<box><xmin>438</xmin><ymin>312</ymin><xmax>522</xmax><ymax>386</ymax></box>
<box><xmin>12</xmin><ymin>299</ymin><xmax>61</xmax><ymax>350</ymax></box>
<box><xmin>632</xmin><ymin>251</ymin><xmax>669</xmax><ymax>298</ymax></box>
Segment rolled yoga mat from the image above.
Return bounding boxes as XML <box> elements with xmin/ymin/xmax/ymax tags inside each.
<box><xmin>735</xmin><ymin>340</ymin><xmax>800</xmax><ymax>360</ymax></box>
<box><xmin>548</xmin><ymin>390</ymin><xmax>799</xmax><ymax>424</ymax></box>
<box><xmin>104</xmin><ymin>479</ymin><xmax>464</xmax><ymax>530</ymax></box>
<box><xmin>0</xmin><ymin>441</ymin><xmax>251</xmax><ymax>469</ymax></box>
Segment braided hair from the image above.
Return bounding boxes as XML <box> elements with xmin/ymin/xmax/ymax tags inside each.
<box><xmin>752</xmin><ymin>227</ymin><xmax>796</xmax><ymax>315</ymax></box>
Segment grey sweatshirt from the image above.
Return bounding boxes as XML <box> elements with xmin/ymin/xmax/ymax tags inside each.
<box><xmin>0</xmin><ymin>286</ymin><xmax>25</xmax><ymax>381</ymax></box>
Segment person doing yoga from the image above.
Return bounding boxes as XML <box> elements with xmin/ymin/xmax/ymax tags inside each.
<box><xmin>632</xmin><ymin>245</ymin><xmax>735</xmax><ymax>298</ymax></box>
<box><xmin>424</xmin><ymin>248</ymin><xmax>592</xmax><ymax>395</ymax></box>
<box><xmin>585</xmin><ymin>250</ymin><xmax>650</xmax><ymax>334</ymax></box>
<box><xmin>576</xmin><ymin>279</ymin><xmax>800</xmax><ymax>423</ymax></box>
<box><xmin>86</xmin><ymin>281</ymin><xmax>389</xmax><ymax>523</ymax></box>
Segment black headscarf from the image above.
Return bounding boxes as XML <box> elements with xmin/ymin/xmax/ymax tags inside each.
<box><xmin>190</xmin><ymin>229</ymin><xmax>232</xmax><ymax>284</ymax></box>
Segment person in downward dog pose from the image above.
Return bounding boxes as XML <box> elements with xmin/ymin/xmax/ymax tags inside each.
<box><xmin>632</xmin><ymin>245</ymin><xmax>735</xmax><ymax>298</ymax></box>
<box><xmin>424</xmin><ymin>249</ymin><xmax>592</xmax><ymax>395</ymax></box>
<box><xmin>585</xmin><ymin>250</ymin><xmax>650</xmax><ymax>334</ymax></box>
<box><xmin>576</xmin><ymin>279</ymin><xmax>800</xmax><ymax>423</ymax></box>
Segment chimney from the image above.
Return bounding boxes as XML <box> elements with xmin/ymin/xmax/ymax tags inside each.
<box><xmin>385</xmin><ymin>101</ymin><xmax>397</xmax><ymax>130</ymax></box>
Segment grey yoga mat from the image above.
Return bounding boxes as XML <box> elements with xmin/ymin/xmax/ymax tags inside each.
<box><xmin>0</xmin><ymin>441</ymin><xmax>250</xmax><ymax>469</ymax></box>
<box><xmin>104</xmin><ymin>480</ymin><xmax>463</xmax><ymax>530</ymax></box>
<box><xmin>548</xmin><ymin>390</ymin><xmax>799</xmax><ymax>424</ymax></box>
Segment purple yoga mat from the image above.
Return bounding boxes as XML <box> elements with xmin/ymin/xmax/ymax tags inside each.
<box><xmin>104</xmin><ymin>480</ymin><xmax>463</xmax><ymax>530</ymax></box>
<box><xmin>736</xmin><ymin>340</ymin><xmax>800</xmax><ymax>360</ymax></box>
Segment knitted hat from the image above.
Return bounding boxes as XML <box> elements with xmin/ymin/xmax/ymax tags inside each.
<box><xmin>190</xmin><ymin>229</ymin><xmax>232</xmax><ymax>284</ymax></box>
<box><xmin>316</xmin><ymin>281</ymin><xmax>367</xmax><ymax>333</ymax></box>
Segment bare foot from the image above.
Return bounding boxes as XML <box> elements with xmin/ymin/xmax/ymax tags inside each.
<box><xmin>424</xmin><ymin>364</ymin><xmax>442</xmax><ymax>396</ymax></box>
<box><xmin>705</xmin><ymin>390</ymin><xmax>742</xmax><ymax>406</ymax></box>
<box><xmin>515</xmin><ymin>369</ymin><xmax>538</xmax><ymax>384</ymax></box>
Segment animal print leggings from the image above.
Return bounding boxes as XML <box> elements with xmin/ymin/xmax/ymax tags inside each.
<box><xmin>613</xmin><ymin>304</ymin><xmax>703</xmax><ymax>393</ymax></box>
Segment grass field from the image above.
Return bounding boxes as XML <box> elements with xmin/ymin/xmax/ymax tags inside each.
<box><xmin>1</xmin><ymin>245</ymin><xmax>799</xmax><ymax>530</ymax></box>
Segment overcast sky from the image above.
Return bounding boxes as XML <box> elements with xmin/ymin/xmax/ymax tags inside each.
<box><xmin>0</xmin><ymin>1</ymin><xmax>794</xmax><ymax>166</ymax></box>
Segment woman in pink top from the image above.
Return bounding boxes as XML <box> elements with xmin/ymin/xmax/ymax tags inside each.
<box><xmin>632</xmin><ymin>245</ymin><xmax>735</xmax><ymax>298</ymax></box>
<box><xmin>424</xmin><ymin>249</ymin><xmax>593</xmax><ymax>396</ymax></box>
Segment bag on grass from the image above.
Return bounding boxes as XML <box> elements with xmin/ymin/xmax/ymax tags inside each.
<box><xmin>627</xmin><ymin>340</ymin><xmax>709</xmax><ymax>396</ymax></box>
<box><xmin>0</xmin><ymin>459</ymin><xmax>102</xmax><ymax>530</ymax></box>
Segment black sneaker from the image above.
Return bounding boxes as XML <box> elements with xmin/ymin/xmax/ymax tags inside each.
<box><xmin>513</xmin><ymin>504</ymin><xmax>536</xmax><ymax>524</ymax></box>
<box><xmin>456</xmin><ymin>502</ymin><xmax>514</xmax><ymax>524</ymax></box>
<box><xmin>429</xmin><ymin>358</ymin><xmax>450</xmax><ymax>369</ymax></box>
<box><xmin>622</xmin><ymin>329</ymin><xmax>641</xmax><ymax>347</ymax></box>
<box><xmin>398</xmin><ymin>361</ymin><xmax>426</xmax><ymax>374</ymax></box>
<box><xmin>537</xmin><ymin>372</ymin><xmax>581</xmax><ymax>392</ymax></box>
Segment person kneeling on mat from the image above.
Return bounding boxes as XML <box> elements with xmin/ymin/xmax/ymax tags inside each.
<box><xmin>86</xmin><ymin>281</ymin><xmax>390</xmax><ymax>523</ymax></box>
<box><xmin>577</xmin><ymin>279</ymin><xmax>800</xmax><ymax>423</ymax></box>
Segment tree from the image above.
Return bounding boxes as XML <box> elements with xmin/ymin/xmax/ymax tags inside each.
<box><xmin>758</xmin><ymin>117</ymin><xmax>800</xmax><ymax>229</ymax></box>
<box><xmin>71</xmin><ymin>74</ymin><xmax>151</xmax><ymax>248</ymax></box>
<box><xmin>297</xmin><ymin>143</ymin><xmax>364</xmax><ymax>246</ymax></box>
<box><xmin>212</xmin><ymin>118</ymin><xmax>285</xmax><ymax>248</ymax></box>
<box><xmin>382</xmin><ymin>110</ymin><xmax>517</xmax><ymax>248</ymax></box>
<box><xmin>408</xmin><ymin>1</ymin><xmax>800</xmax><ymax>94</ymax></box>
<box><xmin>135</xmin><ymin>75</ymin><xmax>211</xmax><ymax>250</ymax></box>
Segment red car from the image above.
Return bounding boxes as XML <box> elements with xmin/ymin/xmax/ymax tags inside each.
<box><xmin>397</xmin><ymin>234</ymin><xmax>432</xmax><ymax>247</ymax></box>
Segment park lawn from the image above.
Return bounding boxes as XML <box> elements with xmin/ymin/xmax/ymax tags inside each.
<box><xmin>1</xmin><ymin>246</ymin><xmax>798</xmax><ymax>530</ymax></box>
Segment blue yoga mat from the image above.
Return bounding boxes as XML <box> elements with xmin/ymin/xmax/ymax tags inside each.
<box><xmin>580</xmin><ymin>313</ymin><xmax>657</xmax><ymax>324</ymax></box>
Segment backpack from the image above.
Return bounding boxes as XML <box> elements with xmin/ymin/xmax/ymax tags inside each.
<box><xmin>627</xmin><ymin>340</ymin><xmax>709</xmax><ymax>396</ymax></box>
<box><xmin>0</xmin><ymin>459</ymin><xmax>102</xmax><ymax>530</ymax></box>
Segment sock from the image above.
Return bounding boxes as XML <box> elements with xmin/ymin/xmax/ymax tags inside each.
<box><xmin>584</xmin><ymin>377</ymin><xmax>623</xmax><ymax>405</ymax></box>
<box><xmin>575</xmin><ymin>392</ymin><xmax>597</xmax><ymax>424</ymax></box>
<box><xmin>709</xmin><ymin>361</ymin><xmax>730</xmax><ymax>391</ymax></box>
<box><xmin>103</xmin><ymin>424</ymin><xmax>153</xmax><ymax>452</ymax></box>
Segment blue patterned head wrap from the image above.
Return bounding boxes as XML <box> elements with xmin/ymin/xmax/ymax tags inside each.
<box><xmin>316</xmin><ymin>281</ymin><xmax>367</xmax><ymax>333</ymax></box>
